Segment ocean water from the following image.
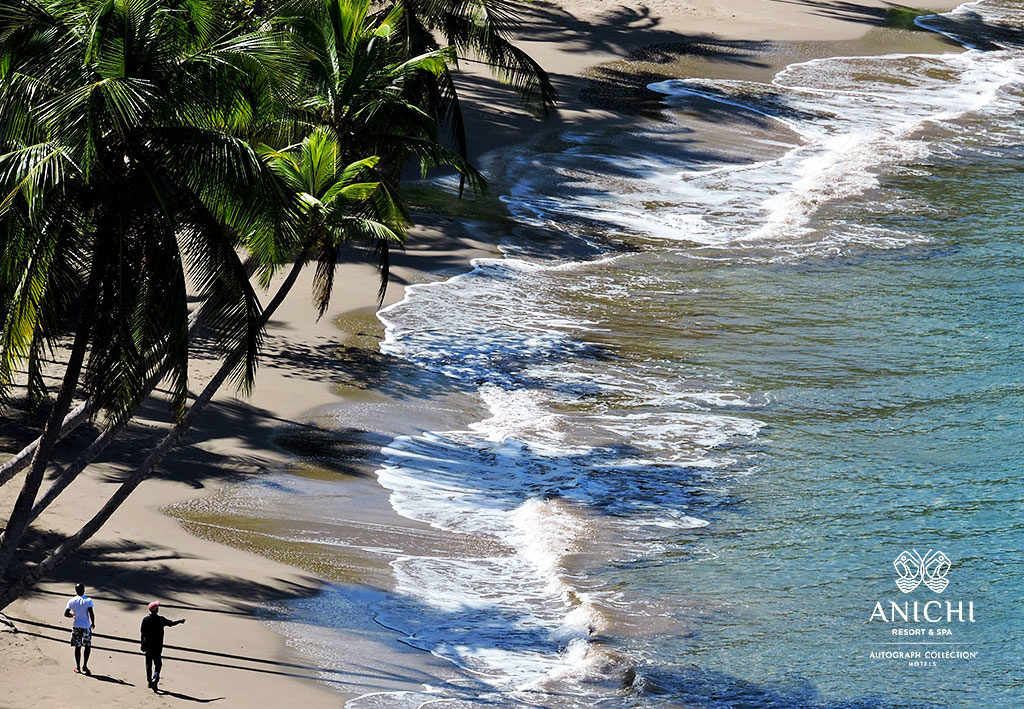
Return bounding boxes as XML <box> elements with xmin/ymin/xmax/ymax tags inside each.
<box><xmin>277</xmin><ymin>2</ymin><xmax>1024</xmax><ymax>707</ymax></box>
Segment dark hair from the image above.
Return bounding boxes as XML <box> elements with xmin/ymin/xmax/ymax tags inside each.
<box><xmin>75</xmin><ymin>583</ymin><xmax>85</xmax><ymax>595</ymax></box>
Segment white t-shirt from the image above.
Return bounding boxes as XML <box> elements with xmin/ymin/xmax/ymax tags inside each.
<box><xmin>66</xmin><ymin>595</ymin><xmax>93</xmax><ymax>629</ymax></box>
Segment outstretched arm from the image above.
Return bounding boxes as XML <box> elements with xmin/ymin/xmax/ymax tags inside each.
<box><xmin>173</xmin><ymin>618</ymin><xmax>186</xmax><ymax>626</ymax></box>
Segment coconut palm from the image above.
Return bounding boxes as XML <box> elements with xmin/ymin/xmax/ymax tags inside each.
<box><xmin>259</xmin><ymin>126</ymin><xmax>408</xmax><ymax>310</ymax></box>
<box><xmin>374</xmin><ymin>0</ymin><xmax>557</xmax><ymax>193</ymax></box>
<box><xmin>382</xmin><ymin>0</ymin><xmax>557</xmax><ymax>110</ymax></box>
<box><xmin>275</xmin><ymin>0</ymin><xmax>486</xmax><ymax>187</ymax></box>
<box><xmin>0</xmin><ymin>0</ymin><xmax>504</xmax><ymax>497</ymax></box>
<box><xmin>269</xmin><ymin>0</ymin><xmax>485</xmax><ymax>288</ymax></box>
<box><xmin>0</xmin><ymin>0</ymin><xmax>297</xmax><ymax>581</ymax></box>
<box><xmin>14</xmin><ymin>127</ymin><xmax>404</xmax><ymax>531</ymax></box>
<box><xmin>268</xmin><ymin>0</ymin><xmax>553</xmax><ymax>195</ymax></box>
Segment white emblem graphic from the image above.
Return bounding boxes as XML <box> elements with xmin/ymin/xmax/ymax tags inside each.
<box><xmin>894</xmin><ymin>549</ymin><xmax>950</xmax><ymax>594</ymax></box>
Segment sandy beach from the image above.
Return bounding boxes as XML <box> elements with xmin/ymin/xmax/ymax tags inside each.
<box><xmin>1</xmin><ymin>1</ymin><xmax>962</xmax><ymax>707</ymax></box>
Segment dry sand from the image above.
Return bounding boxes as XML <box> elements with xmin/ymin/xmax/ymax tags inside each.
<box><xmin>1</xmin><ymin>1</ymin><xmax>961</xmax><ymax>707</ymax></box>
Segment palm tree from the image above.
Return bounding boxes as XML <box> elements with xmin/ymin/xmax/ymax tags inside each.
<box><xmin>373</xmin><ymin>0</ymin><xmax>557</xmax><ymax>193</ymax></box>
<box><xmin>277</xmin><ymin>0</ymin><xmax>486</xmax><ymax>177</ymax></box>
<box><xmin>0</xmin><ymin>0</ymin><xmax>467</xmax><ymax>495</ymax></box>
<box><xmin>259</xmin><ymin>126</ymin><xmax>408</xmax><ymax>309</ymax></box>
<box><xmin>0</xmin><ymin>0</ymin><xmax>296</xmax><ymax>581</ymax></box>
<box><xmin>273</xmin><ymin>0</ymin><xmax>486</xmax><ymax>279</ymax></box>
<box><xmin>0</xmin><ymin>0</ymin><xmax>519</xmax><ymax>493</ymax></box>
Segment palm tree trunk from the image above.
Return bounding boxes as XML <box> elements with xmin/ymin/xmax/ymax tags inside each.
<box><xmin>0</xmin><ymin>300</ymin><xmax>212</xmax><ymax>489</ymax></box>
<box><xmin>0</xmin><ymin>261</ymin><xmax>102</xmax><ymax>581</ymax></box>
<box><xmin>27</xmin><ymin>418</ymin><xmax>119</xmax><ymax>527</ymax></box>
<box><xmin>0</xmin><ymin>404</ymin><xmax>93</xmax><ymax>487</ymax></box>
<box><xmin>22</xmin><ymin>303</ymin><xmax>217</xmax><ymax>524</ymax></box>
<box><xmin>0</xmin><ymin>257</ymin><xmax>306</xmax><ymax>612</ymax></box>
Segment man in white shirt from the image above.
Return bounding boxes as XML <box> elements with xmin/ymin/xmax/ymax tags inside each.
<box><xmin>64</xmin><ymin>583</ymin><xmax>95</xmax><ymax>675</ymax></box>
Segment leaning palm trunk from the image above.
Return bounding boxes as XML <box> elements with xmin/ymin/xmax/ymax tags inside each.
<box><xmin>27</xmin><ymin>401</ymin><xmax>137</xmax><ymax>527</ymax></box>
<box><xmin>12</xmin><ymin>295</ymin><xmax>231</xmax><ymax>527</ymax></box>
<box><xmin>0</xmin><ymin>404</ymin><xmax>93</xmax><ymax>487</ymax></box>
<box><xmin>0</xmin><ymin>257</ymin><xmax>305</xmax><ymax>611</ymax></box>
<box><xmin>0</xmin><ymin>265</ymin><xmax>102</xmax><ymax>580</ymax></box>
<box><xmin>0</xmin><ymin>325</ymin><xmax>192</xmax><ymax>490</ymax></box>
<box><xmin>22</xmin><ymin>266</ymin><xmax>270</xmax><ymax>526</ymax></box>
<box><xmin>0</xmin><ymin>263</ymin><xmax>249</xmax><ymax>490</ymax></box>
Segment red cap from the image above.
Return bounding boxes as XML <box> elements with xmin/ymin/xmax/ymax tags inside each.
<box><xmin>148</xmin><ymin>601</ymin><xmax>160</xmax><ymax>611</ymax></box>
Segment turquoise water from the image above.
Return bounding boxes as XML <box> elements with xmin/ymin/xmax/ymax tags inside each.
<box><xmin>609</xmin><ymin>156</ymin><xmax>1024</xmax><ymax>707</ymax></box>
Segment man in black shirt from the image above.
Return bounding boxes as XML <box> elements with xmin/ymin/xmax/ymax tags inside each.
<box><xmin>140</xmin><ymin>601</ymin><xmax>185</xmax><ymax>690</ymax></box>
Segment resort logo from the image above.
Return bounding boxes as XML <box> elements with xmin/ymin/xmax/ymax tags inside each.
<box><xmin>894</xmin><ymin>549</ymin><xmax>951</xmax><ymax>594</ymax></box>
<box><xmin>868</xmin><ymin>548</ymin><xmax>978</xmax><ymax>665</ymax></box>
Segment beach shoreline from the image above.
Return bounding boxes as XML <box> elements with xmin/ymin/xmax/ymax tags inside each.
<box><xmin>0</xmin><ymin>2</ymin><xmax>962</xmax><ymax>707</ymax></box>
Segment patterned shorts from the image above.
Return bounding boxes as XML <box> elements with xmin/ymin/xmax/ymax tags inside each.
<box><xmin>70</xmin><ymin>627</ymin><xmax>91</xmax><ymax>647</ymax></box>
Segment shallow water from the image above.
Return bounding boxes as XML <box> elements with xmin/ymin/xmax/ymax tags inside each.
<box><xmin>258</xmin><ymin>2</ymin><xmax>1024</xmax><ymax>706</ymax></box>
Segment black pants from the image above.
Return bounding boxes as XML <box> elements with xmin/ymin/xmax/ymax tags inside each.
<box><xmin>145</xmin><ymin>650</ymin><xmax>162</xmax><ymax>682</ymax></box>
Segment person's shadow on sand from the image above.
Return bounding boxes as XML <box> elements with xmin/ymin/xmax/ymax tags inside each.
<box><xmin>85</xmin><ymin>673</ymin><xmax>134</xmax><ymax>687</ymax></box>
<box><xmin>154</xmin><ymin>688</ymin><xmax>224</xmax><ymax>703</ymax></box>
